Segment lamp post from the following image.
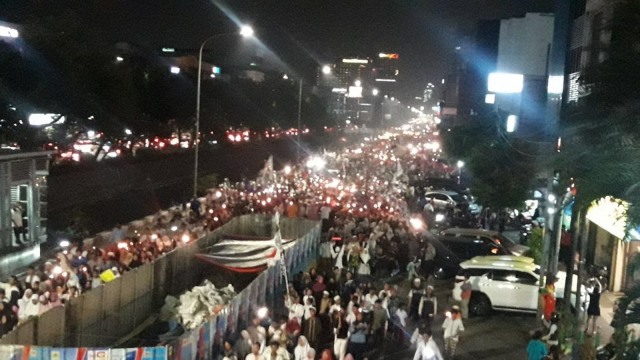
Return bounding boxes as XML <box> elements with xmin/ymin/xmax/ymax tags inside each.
<box><xmin>297</xmin><ymin>78</ymin><xmax>302</xmax><ymax>164</ymax></box>
<box><xmin>194</xmin><ymin>25</ymin><xmax>253</xmax><ymax>198</ymax></box>
<box><xmin>456</xmin><ymin>160</ymin><xmax>464</xmax><ymax>185</ymax></box>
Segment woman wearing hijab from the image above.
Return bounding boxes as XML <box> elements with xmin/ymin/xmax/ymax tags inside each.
<box><xmin>17</xmin><ymin>289</ymin><xmax>32</xmax><ymax>311</ymax></box>
<box><xmin>19</xmin><ymin>294</ymin><xmax>39</xmax><ymax>322</ymax></box>
<box><xmin>294</xmin><ymin>336</ymin><xmax>313</xmax><ymax>360</ymax></box>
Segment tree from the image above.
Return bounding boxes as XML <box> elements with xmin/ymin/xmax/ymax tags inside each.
<box><xmin>556</xmin><ymin>0</ymin><xmax>640</xmax><ymax>223</ymax></box>
<box><xmin>553</xmin><ymin>2</ymin><xmax>640</xmax><ymax>355</ymax></box>
<box><xmin>441</xmin><ymin>111</ymin><xmax>538</xmax><ymax>208</ymax></box>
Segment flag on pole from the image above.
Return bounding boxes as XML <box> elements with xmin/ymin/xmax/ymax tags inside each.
<box><xmin>270</xmin><ymin>213</ymin><xmax>290</xmax><ymax>296</ymax></box>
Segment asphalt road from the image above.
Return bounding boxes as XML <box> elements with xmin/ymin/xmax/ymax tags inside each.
<box><xmin>381</xmin><ymin>278</ymin><xmax>537</xmax><ymax>360</ymax></box>
<box><xmin>380</xmin><ymin>229</ymin><xmax>537</xmax><ymax>360</ymax></box>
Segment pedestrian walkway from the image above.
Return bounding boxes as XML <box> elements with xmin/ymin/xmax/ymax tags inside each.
<box><xmin>594</xmin><ymin>290</ymin><xmax>621</xmax><ymax>345</ymax></box>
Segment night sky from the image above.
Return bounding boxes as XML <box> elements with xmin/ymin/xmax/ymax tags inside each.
<box><xmin>4</xmin><ymin>0</ymin><xmax>554</xmax><ymax>99</ymax></box>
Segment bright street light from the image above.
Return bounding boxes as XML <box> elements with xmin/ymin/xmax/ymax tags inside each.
<box><xmin>256</xmin><ymin>307</ymin><xmax>269</xmax><ymax>319</ymax></box>
<box><xmin>409</xmin><ymin>217</ymin><xmax>425</xmax><ymax>231</ymax></box>
<box><xmin>194</xmin><ymin>24</ymin><xmax>255</xmax><ymax>198</ymax></box>
<box><xmin>170</xmin><ymin>66</ymin><xmax>181</xmax><ymax>74</ymax></box>
<box><xmin>354</xmin><ymin>80</ymin><xmax>362</xmax><ymax>87</ymax></box>
<box><xmin>322</xmin><ymin>65</ymin><xmax>331</xmax><ymax>75</ymax></box>
<box><xmin>457</xmin><ymin>160</ymin><xmax>465</xmax><ymax>168</ymax></box>
<box><xmin>116</xmin><ymin>56</ymin><xmax>124</xmax><ymax>62</ymax></box>
<box><xmin>506</xmin><ymin>115</ymin><xmax>517</xmax><ymax>133</ymax></box>
<box><xmin>240</xmin><ymin>25</ymin><xmax>254</xmax><ymax>38</ymax></box>
<box><xmin>372</xmin><ymin>88</ymin><xmax>379</xmax><ymax>96</ymax></box>
<box><xmin>0</xmin><ymin>25</ymin><xmax>19</xmax><ymax>38</ymax></box>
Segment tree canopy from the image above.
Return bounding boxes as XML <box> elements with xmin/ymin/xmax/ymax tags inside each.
<box><xmin>556</xmin><ymin>0</ymin><xmax>640</xmax><ymax>224</ymax></box>
<box><xmin>441</xmin><ymin>111</ymin><xmax>538</xmax><ymax>208</ymax></box>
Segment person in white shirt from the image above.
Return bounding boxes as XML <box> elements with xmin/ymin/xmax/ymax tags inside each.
<box><xmin>363</xmin><ymin>288</ymin><xmax>378</xmax><ymax>311</ymax></box>
<box><xmin>329</xmin><ymin>296</ymin><xmax>342</xmax><ymax>316</ymax></box>
<box><xmin>320</xmin><ymin>205</ymin><xmax>331</xmax><ymax>220</ymax></box>
<box><xmin>413</xmin><ymin>329</ymin><xmax>443</xmax><ymax>360</ymax></box>
<box><xmin>393</xmin><ymin>303</ymin><xmax>409</xmax><ymax>345</ymax></box>
<box><xmin>285</xmin><ymin>296</ymin><xmax>304</xmax><ymax>324</ymax></box>
<box><xmin>395</xmin><ymin>303</ymin><xmax>408</xmax><ymax>328</ymax></box>
<box><xmin>442</xmin><ymin>306</ymin><xmax>465</xmax><ymax>358</ymax></box>
<box><xmin>245</xmin><ymin>343</ymin><xmax>265</xmax><ymax>360</ymax></box>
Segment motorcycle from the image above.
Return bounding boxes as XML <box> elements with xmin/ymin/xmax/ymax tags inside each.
<box><xmin>596</xmin><ymin>343</ymin><xmax>616</xmax><ymax>360</ymax></box>
<box><xmin>519</xmin><ymin>224</ymin><xmax>532</xmax><ymax>245</ymax></box>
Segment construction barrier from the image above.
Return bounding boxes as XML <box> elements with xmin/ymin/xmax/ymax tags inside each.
<box><xmin>0</xmin><ymin>215</ymin><xmax>320</xmax><ymax>360</ymax></box>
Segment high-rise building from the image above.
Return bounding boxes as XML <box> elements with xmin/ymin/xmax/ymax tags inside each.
<box><xmin>566</xmin><ymin>0</ymin><xmax>621</xmax><ymax>102</ymax></box>
<box><xmin>317</xmin><ymin>54</ymin><xmax>400</xmax><ymax>127</ymax></box>
<box><xmin>317</xmin><ymin>58</ymin><xmax>371</xmax><ymax>89</ymax></box>
<box><xmin>371</xmin><ymin>53</ymin><xmax>399</xmax><ymax>93</ymax></box>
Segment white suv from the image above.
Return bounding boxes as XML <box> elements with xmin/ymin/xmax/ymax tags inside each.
<box><xmin>452</xmin><ymin>256</ymin><xmax>587</xmax><ymax>316</ymax></box>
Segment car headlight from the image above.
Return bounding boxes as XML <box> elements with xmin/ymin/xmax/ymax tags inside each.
<box><xmin>435</xmin><ymin>214</ymin><xmax>445</xmax><ymax>222</ymax></box>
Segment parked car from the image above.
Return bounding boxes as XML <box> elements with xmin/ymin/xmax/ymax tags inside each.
<box><xmin>452</xmin><ymin>255</ymin><xmax>588</xmax><ymax>316</ymax></box>
<box><xmin>429</xmin><ymin>237</ymin><xmax>465</xmax><ymax>279</ymax></box>
<box><xmin>424</xmin><ymin>190</ymin><xmax>480</xmax><ymax>215</ymax></box>
<box><xmin>439</xmin><ymin>228</ymin><xmax>529</xmax><ymax>256</ymax></box>
<box><xmin>429</xmin><ymin>234</ymin><xmax>511</xmax><ymax>280</ymax></box>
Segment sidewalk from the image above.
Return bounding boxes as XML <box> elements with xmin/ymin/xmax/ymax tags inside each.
<box><xmin>594</xmin><ymin>290</ymin><xmax>622</xmax><ymax>346</ymax></box>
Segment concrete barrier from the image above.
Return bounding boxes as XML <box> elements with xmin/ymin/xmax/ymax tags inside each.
<box><xmin>0</xmin><ymin>215</ymin><xmax>320</xmax><ymax>349</ymax></box>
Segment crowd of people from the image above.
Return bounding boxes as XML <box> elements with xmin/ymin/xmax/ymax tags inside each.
<box><xmin>1</xmin><ymin>124</ymin><xmax>471</xmax><ymax>360</ymax></box>
<box><xmin>203</xmin><ymin>129</ymin><xmax>472</xmax><ymax>360</ymax></box>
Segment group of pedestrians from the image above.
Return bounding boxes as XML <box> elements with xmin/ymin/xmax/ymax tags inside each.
<box><xmin>206</xmin><ymin>132</ymin><xmax>471</xmax><ymax>360</ymax></box>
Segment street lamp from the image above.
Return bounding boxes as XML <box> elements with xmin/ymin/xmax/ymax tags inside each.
<box><xmin>456</xmin><ymin>160</ymin><xmax>464</xmax><ymax>185</ymax></box>
<box><xmin>322</xmin><ymin>65</ymin><xmax>331</xmax><ymax>75</ymax></box>
<box><xmin>194</xmin><ymin>25</ymin><xmax>254</xmax><ymax>198</ymax></box>
<box><xmin>372</xmin><ymin>88</ymin><xmax>379</xmax><ymax>96</ymax></box>
<box><xmin>354</xmin><ymin>79</ymin><xmax>362</xmax><ymax>87</ymax></box>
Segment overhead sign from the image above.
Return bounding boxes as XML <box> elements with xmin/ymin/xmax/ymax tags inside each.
<box><xmin>0</xmin><ymin>25</ymin><xmax>19</xmax><ymax>38</ymax></box>
<box><xmin>347</xmin><ymin>86</ymin><xmax>363</xmax><ymax>98</ymax></box>
<box><xmin>28</xmin><ymin>113</ymin><xmax>65</xmax><ymax>126</ymax></box>
<box><xmin>378</xmin><ymin>53</ymin><xmax>399</xmax><ymax>59</ymax></box>
<box><xmin>488</xmin><ymin>72</ymin><xmax>524</xmax><ymax>94</ymax></box>
<box><xmin>342</xmin><ymin>58</ymin><xmax>368</xmax><ymax>64</ymax></box>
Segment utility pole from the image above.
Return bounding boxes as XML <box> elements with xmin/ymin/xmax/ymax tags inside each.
<box><xmin>297</xmin><ymin>78</ymin><xmax>302</xmax><ymax>164</ymax></box>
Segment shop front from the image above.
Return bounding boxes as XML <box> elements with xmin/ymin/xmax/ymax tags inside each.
<box><xmin>585</xmin><ymin>196</ymin><xmax>640</xmax><ymax>292</ymax></box>
<box><xmin>0</xmin><ymin>152</ymin><xmax>51</xmax><ymax>276</ymax></box>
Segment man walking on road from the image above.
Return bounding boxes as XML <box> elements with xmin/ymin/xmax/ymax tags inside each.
<box><xmin>442</xmin><ymin>306</ymin><xmax>465</xmax><ymax>358</ymax></box>
<box><xmin>413</xmin><ymin>329</ymin><xmax>444</xmax><ymax>360</ymax></box>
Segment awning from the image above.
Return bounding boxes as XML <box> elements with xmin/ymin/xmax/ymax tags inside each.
<box><xmin>586</xmin><ymin>196</ymin><xmax>640</xmax><ymax>241</ymax></box>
